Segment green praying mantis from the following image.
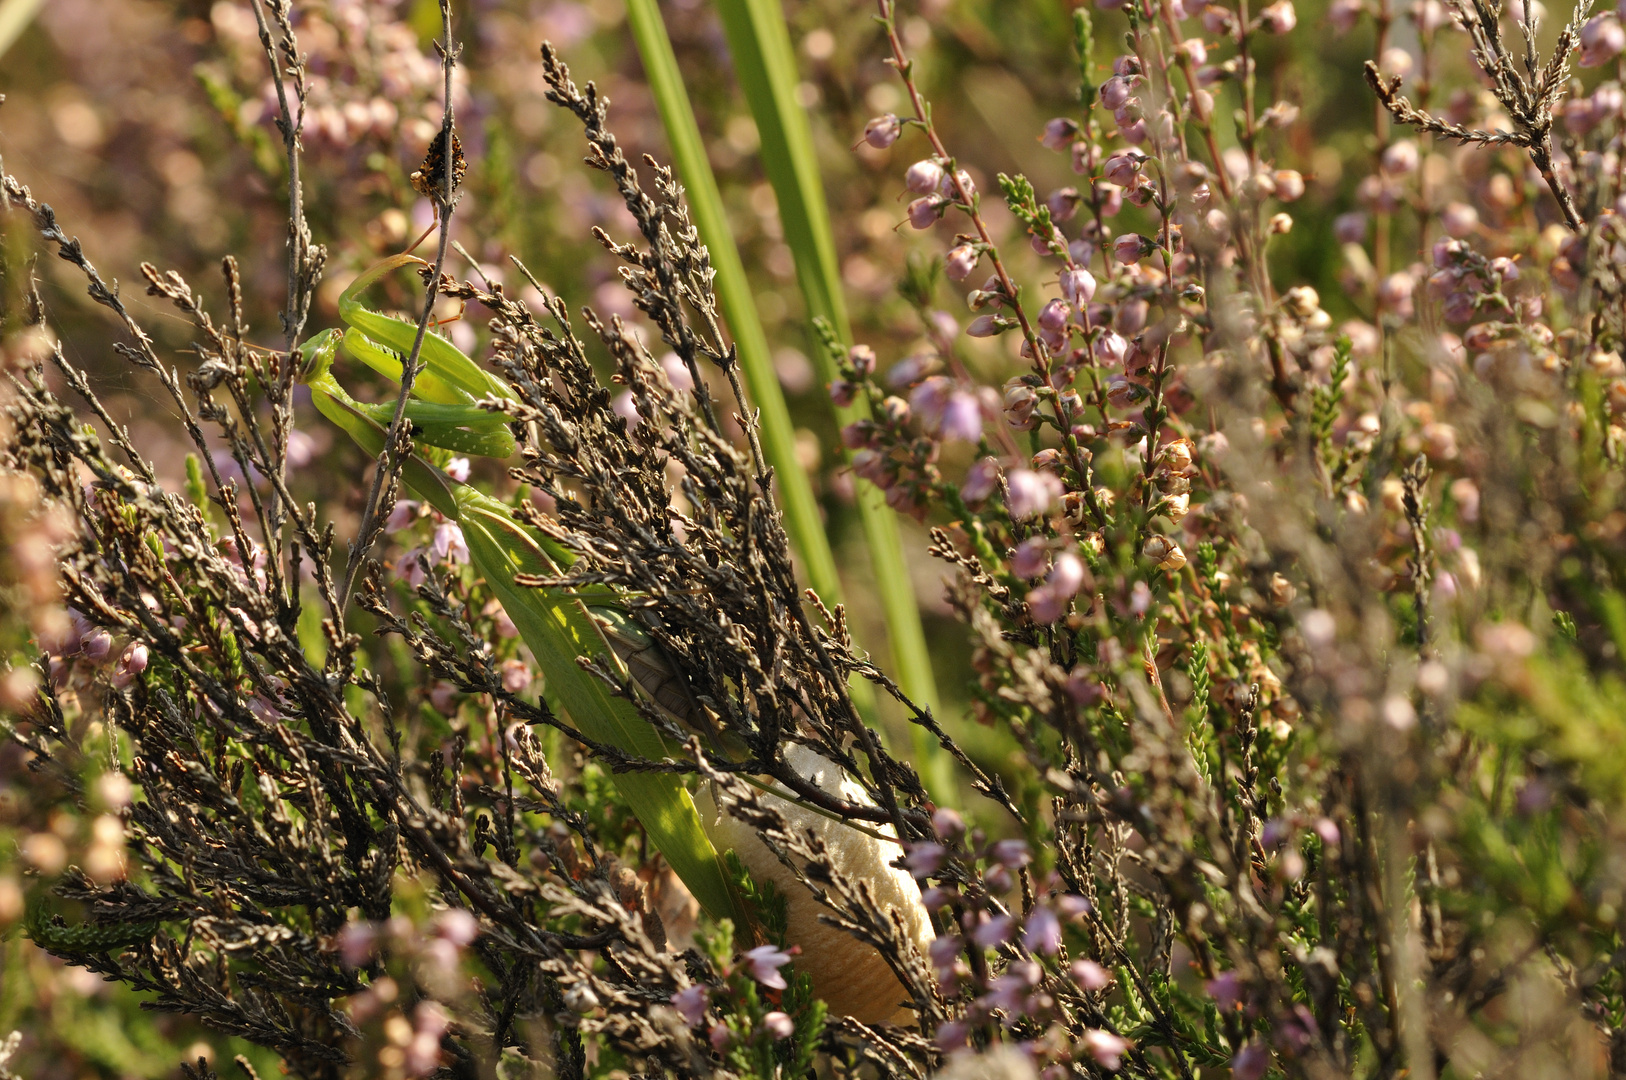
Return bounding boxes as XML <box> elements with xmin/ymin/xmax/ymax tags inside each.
<box><xmin>297</xmin><ymin>254</ymin><xmax>754</xmax><ymax>929</ymax></box>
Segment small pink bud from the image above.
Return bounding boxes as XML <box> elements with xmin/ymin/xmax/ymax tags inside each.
<box><xmin>905</xmin><ymin>159</ymin><xmax>945</xmax><ymax>194</ymax></box>
<box><xmin>862</xmin><ymin>113</ymin><xmax>902</xmax><ymax>148</ymax></box>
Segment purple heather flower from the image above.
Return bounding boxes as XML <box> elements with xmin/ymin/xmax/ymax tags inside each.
<box><xmin>910</xmin><ymin>376</ymin><xmax>952</xmax><ymax>429</ymax></box>
<box><xmin>1334</xmin><ymin>211</ymin><xmax>1368</xmax><ymax>243</ymax></box>
<box><xmin>743</xmin><ymin>944</ymin><xmax>794</xmax><ymax>990</ymax></box>
<box><xmin>1061</xmin><ymin>267</ymin><xmax>1097</xmax><ymax>306</ymax></box>
<box><xmin>1231</xmin><ymin>1043</ymin><xmax>1271</xmax><ymax>1080</ymax></box>
<box><xmin>1072</xmin><ymin>958</ymin><xmax>1112</xmax><ymax>990</ymax></box>
<box><xmin>1580</xmin><ymin>13</ymin><xmax>1625</xmax><ymax>65</ymax></box>
<box><xmin>1315</xmin><ymin>817</ymin><xmax>1342</xmax><ymax>846</ymax></box>
<box><xmin>932</xmin><ymin>806</ymin><xmax>966</xmax><ymax>839</ymax></box>
<box><xmin>709</xmin><ymin>1024</ymin><xmax>733</xmax><ymax>1051</ymax></box>
<box><xmin>112</xmin><ymin>642</ymin><xmax>148</xmax><ymax>690</ymax></box>
<box><xmin>934</xmin><ymin>1020</ymin><xmax>969</xmax><ymax>1051</ymax></box>
<box><xmin>762</xmin><ymin>1011</ymin><xmax>794</xmax><ymax>1040</ymax></box>
<box><xmin>1207</xmin><ymin>971</ymin><xmax>1243</xmax><ymax>1010</ymax></box>
<box><xmin>1024</xmin><ymin>905</ymin><xmax>1062</xmax><ymax>954</ymax></box>
<box><xmin>1006</xmin><ymin>469</ymin><xmax>1061</xmax><ymax>519</ymax></box>
<box><xmin>970</xmin><ymin>913</ymin><xmax>1015</xmax><ymax>948</ymax></box>
<box><xmin>906</xmin><ymin>842</ymin><xmax>948</xmax><ymax>878</ymax></box>
<box><xmin>1102</xmin><ymin>149</ymin><xmax>1145</xmax><ymax>187</ymax></box>
<box><xmin>928</xmin><ymin>935</ymin><xmax>964</xmax><ymax>970</ymax></box>
<box><xmin>862</xmin><ymin>113</ymin><xmax>902</xmax><ymax>148</ymax></box>
<box><xmin>671</xmin><ymin>985</ymin><xmax>708</xmax><ymax>1026</ymax></box>
<box><xmin>81</xmin><ymin>628</ymin><xmax>113</xmax><ymax>662</ymax></box>
<box><xmin>1260</xmin><ymin>0</ymin><xmax>1297</xmax><ymax>31</ymax></box>
<box><xmin>992</xmin><ymin>838</ymin><xmax>1032</xmax><ymax>868</ymax></box>
<box><xmin>1040</xmin><ymin>116</ymin><xmax>1080</xmax><ymax>150</ymax></box>
<box><xmin>941</xmin><ymin>392</ymin><xmax>984</xmax><ymax>442</ymax></box>
<box><xmin>1038</xmin><ymin>298</ymin><xmax>1072</xmax><ymax>334</ymax></box>
<box><xmin>908</xmin><ymin>195</ymin><xmax>944</xmax><ymax>230</ymax></box>
<box><xmin>1114</xmin><ymin>233</ymin><xmax>1149</xmax><ymax>265</ymax></box>
<box><xmin>1027</xmin><ymin>585</ymin><xmax>1067</xmax><ymax>624</ymax></box>
<box><xmin>1084</xmin><ymin>1029</ymin><xmax>1129</xmax><ymax>1070</ymax></box>
<box><xmin>445</xmin><ymin>456</ymin><xmax>471</xmax><ymax>483</ymax></box>
<box><xmin>1011</xmin><ymin>537</ymin><xmax>1050</xmax><ymax>580</ymax></box>
<box><xmin>962</xmin><ymin>457</ymin><xmax>1001</xmax><ymax>502</ymax></box>
<box><xmin>922</xmin><ymin>886</ymin><xmax>957</xmax><ymax>910</ymax></box>
<box><xmin>905</xmin><ymin>159</ymin><xmax>946</xmax><ymax>194</ymax></box>
<box><xmin>939</xmin><ymin>168</ymin><xmax>976</xmax><ymax>201</ymax></box>
<box><xmin>1099</xmin><ymin>75</ymin><xmax>1137</xmax><ymax>111</ymax></box>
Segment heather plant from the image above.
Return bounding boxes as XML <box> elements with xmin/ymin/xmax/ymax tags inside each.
<box><xmin>2</xmin><ymin>0</ymin><xmax>1626</xmax><ymax>1078</ymax></box>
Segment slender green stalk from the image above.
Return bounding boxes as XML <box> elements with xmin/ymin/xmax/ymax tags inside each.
<box><xmin>709</xmin><ymin>0</ymin><xmax>949</xmax><ymax>795</ymax></box>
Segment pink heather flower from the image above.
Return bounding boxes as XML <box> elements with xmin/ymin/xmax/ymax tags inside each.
<box><xmin>828</xmin><ymin>379</ymin><xmax>858</xmax><ymax>407</ymax></box>
<box><xmin>910</xmin><ymin>376</ymin><xmax>953</xmax><ymax>429</ymax></box>
<box><xmin>1380</xmin><ymin>140</ymin><xmax>1419</xmax><ymax>175</ymax></box>
<box><xmin>762</xmin><ymin>1011</ymin><xmax>794</xmax><ymax>1040</ymax></box>
<box><xmin>962</xmin><ymin>457</ymin><xmax>1001</xmax><ymax>502</ymax></box>
<box><xmin>1061</xmin><ymin>267</ymin><xmax>1097</xmax><ymax>306</ymax></box>
<box><xmin>940</xmin><ymin>168</ymin><xmax>977</xmax><ymax>201</ymax></box>
<box><xmin>1113</xmin><ymin>233</ymin><xmax>1148</xmax><ymax>265</ymax></box>
<box><xmin>743</xmin><ymin>944</ymin><xmax>794</xmax><ymax>989</ymax></box>
<box><xmin>1027</xmin><ymin>584</ymin><xmax>1066</xmax><ymax>623</ymax></box>
<box><xmin>970</xmin><ymin>913</ymin><xmax>1015</xmax><ymax>947</ymax></box>
<box><xmin>1441</xmin><ymin>202</ymin><xmax>1478</xmax><ymax>238</ymax></box>
<box><xmin>941</xmin><ymin>392</ymin><xmax>984</xmax><ymax>442</ymax></box>
<box><xmin>905</xmin><ymin>842</ymin><xmax>948</xmax><ymax>877</ymax></box>
<box><xmin>1072</xmin><ymin>959</ymin><xmax>1113</xmax><ymax>990</ymax></box>
<box><xmin>992</xmin><ymin>838</ymin><xmax>1032</xmax><ymax>868</ymax></box>
<box><xmin>431</xmin><ymin>522</ymin><xmax>469</xmax><ymax>566</ymax></box>
<box><xmin>1328</xmin><ymin>0</ymin><xmax>1364</xmax><ymax>28</ymax></box>
<box><xmin>708</xmin><ymin>1024</ymin><xmax>733</xmax><ymax>1051</ymax></box>
<box><xmin>1102</xmin><ymin>149</ymin><xmax>1145</xmax><ymax>186</ymax></box>
<box><xmin>1260</xmin><ymin>0</ymin><xmax>1297</xmax><ymax>31</ymax></box>
<box><xmin>1006</xmin><ymin>469</ymin><xmax>1061</xmax><ymax>519</ymax></box>
<box><xmin>500</xmin><ymin>659</ymin><xmax>531</xmax><ymax>693</ymax></box>
<box><xmin>934</xmin><ymin>1020</ymin><xmax>969</xmax><ymax>1051</ymax></box>
<box><xmin>612</xmin><ymin>389</ymin><xmax>642</xmax><ymax>430</ymax></box>
<box><xmin>112</xmin><ymin>642</ymin><xmax>148</xmax><ymax>690</ymax></box>
<box><xmin>1038</xmin><ymin>298</ymin><xmax>1072</xmax><ymax>333</ymax></box>
<box><xmin>660</xmin><ymin>352</ymin><xmax>696</xmax><ymax>392</ymax></box>
<box><xmin>1011</xmin><ymin>537</ymin><xmax>1050</xmax><ymax>579</ymax></box>
<box><xmin>1099</xmin><ymin>75</ymin><xmax>1137</xmax><ymax>110</ymax></box>
<box><xmin>1274</xmin><ymin>169</ymin><xmax>1306</xmax><ymax>201</ymax></box>
<box><xmin>337</xmin><ymin>921</ymin><xmax>378</xmax><ymax>967</ymax></box>
<box><xmin>945</xmin><ymin>243</ymin><xmax>979</xmax><ymax>281</ymax></box>
<box><xmin>671</xmin><ymin>985</ymin><xmax>708</xmax><ymax>1026</ymax></box>
<box><xmin>1203</xmin><ymin>3</ymin><xmax>1238</xmax><ymax>31</ymax></box>
<box><xmin>1581</xmin><ymin>14</ymin><xmax>1625</xmax><ymax>65</ymax></box>
<box><xmin>286</xmin><ymin>428</ymin><xmax>316</xmax><ymax>469</ymax></box>
<box><xmin>386</xmin><ymin>499</ymin><xmax>421</xmax><ymax>532</ymax></box>
<box><xmin>848</xmin><ymin>343</ymin><xmax>877</xmax><ymax>377</ymax></box>
<box><xmin>862</xmin><ymin>113</ymin><xmax>902</xmax><ymax>148</ymax></box>
<box><xmin>1095</xmin><ymin>330</ymin><xmax>1129</xmax><ymax>366</ymax></box>
<box><xmin>905</xmin><ymin>159</ymin><xmax>946</xmax><ymax>194</ymax></box>
<box><xmin>1083</xmin><ymin>1029</ymin><xmax>1130</xmax><ymax>1070</ymax></box>
<box><xmin>932</xmin><ymin>806</ymin><xmax>966</xmax><ymax>839</ymax></box>
<box><xmin>1066</xmin><ymin>667</ymin><xmax>1105</xmax><ymax>705</ymax></box>
<box><xmin>1024</xmin><ymin>906</ymin><xmax>1062</xmax><ymax>954</ymax></box>
<box><xmin>444</xmin><ymin>456</ymin><xmax>471</xmax><ymax>483</ymax></box>
<box><xmin>435</xmin><ymin>908</ymin><xmax>479</xmax><ymax>946</ymax></box>
<box><xmin>81</xmin><ymin>628</ymin><xmax>113</xmax><ymax>662</ymax></box>
<box><xmin>1048</xmin><ymin>552</ymin><xmax>1085</xmax><ymax>598</ymax></box>
<box><xmin>908</xmin><ymin>196</ymin><xmax>944</xmax><ymax>229</ymax></box>
<box><xmin>406</xmin><ymin>1003</ymin><xmax>449</xmax><ymax>1076</ymax></box>
<box><xmin>1040</xmin><ymin>116</ymin><xmax>1081</xmax><ymax>150</ymax></box>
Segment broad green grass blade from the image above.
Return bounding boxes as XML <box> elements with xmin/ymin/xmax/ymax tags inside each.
<box><xmin>622</xmin><ymin>0</ymin><xmax>844</xmax><ymax>619</ymax></box>
<box><xmin>709</xmin><ymin>0</ymin><xmax>949</xmax><ymax>795</ymax></box>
